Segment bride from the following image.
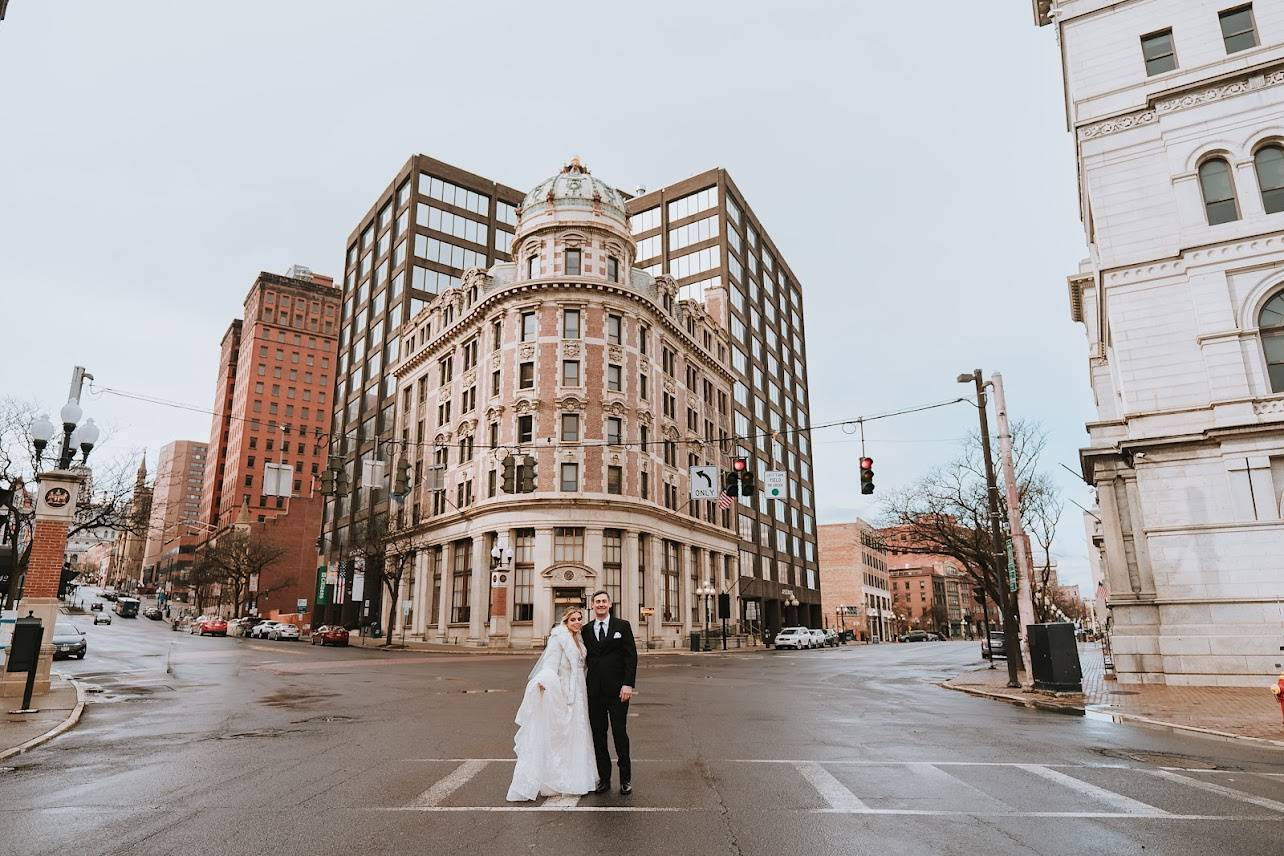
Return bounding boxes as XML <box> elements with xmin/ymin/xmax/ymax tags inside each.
<box><xmin>506</xmin><ymin>606</ymin><xmax>598</xmax><ymax>801</ymax></box>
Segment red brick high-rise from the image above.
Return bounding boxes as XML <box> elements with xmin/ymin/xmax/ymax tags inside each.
<box><xmin>201</xmin><ymin>267</ymin><xmax>340</xmax><ymax>534</ymax></box>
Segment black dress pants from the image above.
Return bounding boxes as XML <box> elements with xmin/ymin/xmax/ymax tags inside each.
<box><xmin>587</xmin><ymin>692</ymin><xmax>631</xmax><ymax>784</ymax></box>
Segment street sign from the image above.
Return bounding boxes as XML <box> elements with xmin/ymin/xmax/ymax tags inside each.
<box><xmin>1006</xmin><ymin>543</ymin><xmax>1018</xmax><ymax>593</ymax></box>
<box><xmin>351</xmin><ymin>572</ymin><xmax>365</xmax><ymax>601</ymax></box>
<box><xmin>764</xmin><ymin>470</ymin><xmax>787</xmax><ymax>500</ymax></box>
<box><xmin>401</xmin><ymin>602</ymin><xmax>412</xmax><ymax>616</ymax></box>
<box><xmin>688</xmin><ymin>466</ymin><xmax>719</xmax><ymax>500</ymax></box>
<box><xmin>296</xmin><ymin>598</ymin><xmax>307</xmax><ymax>613</ymax></box>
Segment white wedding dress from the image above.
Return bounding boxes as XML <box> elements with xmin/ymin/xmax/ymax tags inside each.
<box><xmin>506</xmin><ymin>624</ymin><xmax>598</xmax><ymax>801</ymax></box>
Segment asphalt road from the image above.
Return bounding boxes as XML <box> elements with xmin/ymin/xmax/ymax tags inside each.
<box><xmin>2</xmin><ymin>609</ymin><xmax>1282</xmax><ymax>856</ymax></box>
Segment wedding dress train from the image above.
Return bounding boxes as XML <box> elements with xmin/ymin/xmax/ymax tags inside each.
<box><xmin>506</xmin><ymin>624</ymin><xmax>598</xmax><ymax>801</ymax></box>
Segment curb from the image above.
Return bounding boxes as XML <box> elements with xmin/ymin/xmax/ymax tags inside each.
<box><xmin>940</xmin><ymin>680</ymin><xmax>1284</xmax><ymax>750</ymax></box>
<box><xmin>0</xmin><ymin>678</ymin><xmax>87</xmax><ymax>762</ymax></box>
<box><xmin>345</xmin><ymin>639</ymin><xmax>767</xmax><ymax>657</ymax></box>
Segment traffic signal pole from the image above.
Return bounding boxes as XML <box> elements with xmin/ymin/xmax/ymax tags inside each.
<box><xmin>968</xmin><ymin>370</ymin><xmax>1022</xmax><ymax>689</ymax></box>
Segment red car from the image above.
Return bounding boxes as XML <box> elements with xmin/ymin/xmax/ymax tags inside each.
<box><xmin>311</xmin><ymin>625</ymin><xmax>349</xmax><ymax>647</ymax></box>
<box><xmin>194</xmin><ymin>617</ymin><xmax>227</xmax><ymax>636</ymax></box>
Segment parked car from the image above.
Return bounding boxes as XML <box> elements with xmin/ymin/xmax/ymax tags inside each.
<box><xmin>93</xmin><ymin>611</ymin><xmax>112</xmax><ymax>626</ymax></box>
<box><xmin>249</xmin><ymin>620</ymin><xmax>281</xmax><ymax>639</ymax></box>
<box><xmin>143</xmin><ymin>606</ymin><xmax>163</xmax><ymax>621</ymax></box>
<box><xmin>268</xmin><ymin>623</ymin><xmax>300</xmax><ymax>641</ymax></box>
<box><xmin>311</xmin><ymin>625</ymin><xmax>350</xmax><ymax>647</ymax></box>
<box><xmin>899</xmin><ymin>630</ymin><xmax>930</xmax><ymax>643</ymax></box>
<box><xmin>192</xmin><ymin>616</ymin><xmax>228</xmax><ymax>636</ymax></box>
<box><xmin>981</xmin><ymin>631</ymin><xmax>1007</xmax><ymax>660</ymax></box>
<box><xmin>925</xmin><ymin>632</ymin><xmax>943</xmax><ymax>641</ymax></box>
<box><xmin>102</xmin><ymin>591</ymin><xmax>118</xmax><ymax>602</ymax></box>
<box><xmin>772</xmin><ymin>627</ymin><xmax>813</xmax><ymax>650</ymax></box>
<box><xmin>52</xmin><ymin>623</ymin><xmax>87</xmax><ymax>659</ymax></box>
<box><xmin>808</xmin><ymin>629</ymin><xmax>827</xmax><ymax>648</ymax></box>
<box><xmin>822</xmin><ymin>629</ymin><xmax>840</xmax><ymax>647</ymax></box>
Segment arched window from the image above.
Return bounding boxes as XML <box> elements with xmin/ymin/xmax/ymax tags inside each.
<box><xmin>1254</xmin><ymin>144</ymin><xmax>1284</xmax><ymax>215</ymax></box>
<box><xmin>1198</xmin><ymin>157</ymin><xmax>1239</xmax><ymax>224</ymax></box>
<box><xmin>1260</xmin><ymin>292</ymin><xmax>1284</xmax><ymax>394</ymax></box>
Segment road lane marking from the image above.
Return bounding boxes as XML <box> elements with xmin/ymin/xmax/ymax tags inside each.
<box><xmin>1015</xmin><ymin>764</ymin><xmax>1169</xmax><ymax>816</ymax></box>
<box><xmin>794</xmin><ymin>762</ymin><xmax>868</xmax><ymax>811</ymax></box>
<box><xmin>410</xmin><ymin>759</ymin><xmax>489</xmax><ymax>807</ymax></box>
<box><xmin>542</xmin><ymin>795</ymin><xmax>581</xmax><ymax>807</ymax></box>
<box><xmin>1146</xmin><ymin>769</ymin><xmax>1284</xmax><ymax>814</ymax></box>
<box><xmin>382</xmin><ymin>806</ymin><xmax>686</xmax><ymax>812</ymax></box>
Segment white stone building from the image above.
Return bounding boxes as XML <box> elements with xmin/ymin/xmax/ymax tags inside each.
<box><xmin>1037</xmin><ymin>0</ymin><xmax>1284</xmax><ymax>684</ymax></box>
<box><xmin>387</xmin><ymin>159</ymin><xmax>741</xmax><ymax>648</ymax></box>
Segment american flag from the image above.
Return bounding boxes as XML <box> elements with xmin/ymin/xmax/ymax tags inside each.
<box><xmin>717</xmin><ymin>492</ymin><xmax>733</xmax><ymax>509</ymax></box>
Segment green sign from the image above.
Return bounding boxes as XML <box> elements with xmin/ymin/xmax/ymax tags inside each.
<box><xmin>316</xmin><ymin>566</ymin><xmax>328</xmax><ymax>605</ymax></box>
<box><xmin>1006</xmin><ymin>543</ymin><xmax>1018</xmax><ymax>593</ymax></box>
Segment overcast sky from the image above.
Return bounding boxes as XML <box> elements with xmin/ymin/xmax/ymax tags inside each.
<box><xmin>0</xmin><ymin>2</ymin><xmax>1097</xmax><ymax>590</ymax></box>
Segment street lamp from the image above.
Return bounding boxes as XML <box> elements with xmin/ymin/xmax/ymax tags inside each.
<box><xmin>697</xmin><ymin>581</ymin><xmax>716</xmax><ymax>651</ymax></box>
<box><xmin>30</xmin><ymin>413</ymin><xmax>56</xmax><ymax>467</ymax></box>
<box><xmin>784</xmin><ymin>591</ymin><xmax>799</xmax><ymax>626</ymax></box>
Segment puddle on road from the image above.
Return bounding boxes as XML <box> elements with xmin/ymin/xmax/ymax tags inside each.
<box><xmin>1095</xmin><ymin>747</ymin><xmax>1237</xmax><ymax>770</ymax></box>
<box><xmin>213</xmin><ymin>727</ymin><xmax>311</xmax><ymax>740</ymax></box>
<box><xmin>291</xmin><ymin>714</ymin><xmax>358</xmax><ymax>724</ymax></box>
<box><xmin>258</xmin><ymin>688</ymin><xmax>339</xmax><ymax>709</ymax></box>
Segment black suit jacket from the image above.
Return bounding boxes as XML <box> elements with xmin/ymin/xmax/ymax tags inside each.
<box><xmin>583</xmin><ymin>615</ymin><xmax>638</xmax><ymax>697</ymax></box>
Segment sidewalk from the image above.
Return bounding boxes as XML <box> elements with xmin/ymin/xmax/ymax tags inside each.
<box><xmin>0</xmin><ymin>677</ymin><xmax>85</xmax><ymax>761</ymax></box>
<box><xmin>943</xmin><ymin>644</ymin><xmax>1284</xmax><ymax>747</ymax></box>
<box><xmin>347</xmin><ymin>633</ymin><xmax>766</xmax><ymax>656</ymax></box>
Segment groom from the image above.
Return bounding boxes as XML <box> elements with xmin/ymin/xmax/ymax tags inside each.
<box><xmin>583</xmin><ymin>590</ymin><xmax>637</xmax><ymax>795</ymax></box>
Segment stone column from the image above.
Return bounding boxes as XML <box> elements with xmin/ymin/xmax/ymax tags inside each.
<box><xmin>1096</xmin><ymin>476</ymin><xmax>1138</xmax><ymax>596</ymax></box>
<box><xmin>532</xmin><ymin>527</ymin><xmax>555</xmax><ymax>645</ymax></box>
<box><xmin>584</xmin><ymin>527</ymin><xmax>605</xmax><ymax>603</ymax></box>
<box><xmin>683</xmin><ymin>545</ymin><xmax>698</xmax><ymax>634</ymax></box>
<box><xmin>622</xmin><ymin>530</ymin><xmax>640</xmax><ymax>629</ymax></box>
<box><xmin>435</xmin><ymin>545</ymin><xmax>450</xmax><ymax>642</ymax></box>
<box><xmin>649</xmin><ymin>535</ymin><xmax>665</xmax><ymax>641</ymax></box>
<box><xmin>2</xmin><ymin>470</ymin><xmax>81</xmax><ymax>699</ymax></box>
<box><xmin>1122</xmin><ymin>478</ymin><xmax>1157</xmax><ymax>597</ymax></box>
<box><xmin>469</xmin><ymin>534</ymin><xmax>489</xmax><ymax>642</ymax></box>
<box><xmin>411</xmin><ymin>550</ymin><xmax>427</xmax><ymax>638</ymax></box>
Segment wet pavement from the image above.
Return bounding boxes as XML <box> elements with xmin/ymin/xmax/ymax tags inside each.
<box><xmin>3</xmin><ymin>615</ymin><xmax>1282</xmax><ymax>856</ymax></box>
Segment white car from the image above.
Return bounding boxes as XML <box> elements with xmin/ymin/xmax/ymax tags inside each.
<box><xmin>268</xmin><ymin>623</ymin><xmax>300</xmax><ymax>641</ymax></box>
<box><xmin>250</xmin><ymin>620</ymin><xmax>280</xmax><ymax>639</ymax></box>
<box><xmin>772</xmin><ymin>627</ymin><xmax>812</xmax><ymax>650</ymax></box>
<box><xmin>808</xmin><ymin>629</ymin><xmax>828</xmax><ymax>649</ymax></box>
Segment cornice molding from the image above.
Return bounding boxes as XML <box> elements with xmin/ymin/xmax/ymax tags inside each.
<box><xmin>1078</xmin><ymin>65</ymin><xmax>1284</xmax><ymax>142</ymax></box>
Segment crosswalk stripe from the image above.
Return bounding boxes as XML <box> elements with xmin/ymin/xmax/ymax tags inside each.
<box><xmin>410</xmin><ymin>759</ymin><xmax>489</xmax><ymax>807</ymax></box>
<box><xmin>794</xmin><ymin>762</ymin><xmax>868</xmax><ymax>811</ymax></box>
<box><xmin>1016</xmin><ymin>764</ymin><xmax>1169</xmax><ymax>816</ymax></box>
<box><xmin>1146</xmin><ymin>769</ymin><xmax>1284</xmax><ymax>814</ymax></box>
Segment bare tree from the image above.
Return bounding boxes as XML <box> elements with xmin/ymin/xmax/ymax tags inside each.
<box><xmin>198</xmin><ymin>530</ymin><xmax>289</xmax><ymax>618</ymax></box>
<box><xmin>880</xmin><ymin>419</ymin><xmax>1051</xmax><ymax>627</ymax></box>
<box><xmin>349</xmin><ymin>510</ymin><xmax>418</xmax><ymax>646</ymax></box>
<box><xmin>1024</xmin><ymin>472</ymin><xmax>1064</xmax><ymax>622</ymax></box>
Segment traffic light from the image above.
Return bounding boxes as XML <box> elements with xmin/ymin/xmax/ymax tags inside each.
<box><xmin>722</xmin><ymin>470</ymin><xmax>739</xmax><ymax>497</ymax></box>
<box><xmin>734</xmin><ymin>457</ymin><xmax>755</xmax><ymax>496</ymax></box>
<box><xmin>392</xmin><ymin>456</ymin><xmax>412</xmax><ymax>498</ymax></box>
<box><xmin>320</xmin><ymin>456</ymin><xmax>341</xmax><ymax>496</ymax></box>
<box><xmin>860</xmin><ymin>456</ymin><xmax>875</xmax><ymax>495</ymax></box>
<box><xmin>518</xmin><ymin>455</ymin><xmax>537</xmax><ymax>493</ymax></box>
<box><xmin>335</xmin><ymin>460</ymin><xmax>351</xmax><ymax>496</ymax></box>
<box><xmin>501</xmin><ymin>456</ymin><xmax>517</xmax><ymax>493</ymax></box>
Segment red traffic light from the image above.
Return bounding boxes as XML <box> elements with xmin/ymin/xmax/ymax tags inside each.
<box><xmin>733</xmin><ymin>457</ymin><xmax>748</xmax><ymax>471</ymax></box>
<box><xmin>860</xmin><ymin>457</ymin><xmax>873</xmax><ymax>469</ymax></box>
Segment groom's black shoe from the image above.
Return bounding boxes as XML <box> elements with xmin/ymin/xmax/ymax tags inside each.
<box><xmin>620</xmin><ymin>782</ymin><xmax>632</xmax><ymax>796</ymax></box>
<box><xmin>592</xmin><ymin>780</ymin><xmax>611</xmax><ymax>795</ymax></box>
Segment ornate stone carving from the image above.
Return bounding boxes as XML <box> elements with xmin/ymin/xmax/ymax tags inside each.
<box><xmin>456</xmin><ymin>420</ymin><xmax>477</xmax><ymax>438</ymax></box>
<box><xmin>608</xmin><ymin>401</ymin><xmax>626</xmax><ymax>416</ymax></box>
<box><xmin>637</xmin><ymin>410</ymin><xmax>653</xmax><ymax>426</ymax></box>
<box><xmin>486</xmin><ymin>406</ymin><xmax>506</xmax><ymax>421</ymax></box>
<box><xmin>663</xmin><ymin>425</ymin><xmax>680</xmax><ymax>442</ymax></box>
<box><xmin>609</xmin><ymin>452</ymin><xmax>621</xmax><ymax>465</ymax></box>
<box><xmin>607</xmin><ymin>345</ymin><xmax>623</xmax><ymax>362</ymax></box>
<box><xmin>519</xmin><ymin>344</ymin><xmax>535</xmax><ymax>359</ymax></box>
<box><xmin>492</xmin><ymin>353</ymin><xmax>502</xmax><ymax>369</ymax></box>
<box><xmin>514</xmin><ymin>398</ymin><xmax>540</xmax><ymax>413</ymax></box>
<box><xmin>556</xmin><ymin>395</ymin><xmax>585</xmax><ymax>411</ymax></box>
<box><xmin>540</xmin><ymin>562</ymin><xmax>598</xmax><ymax>585</ymax></box>
<box><xmin>1079</xmin><ymin>65</ymin><xmax>1284</xmax><ymax>140</ymax></box>
<box><xmin>1254</xmin><ymin>399</ymin><xmax>1284</xmax><ymax>415</ymax></box>
<box><xmin>463</xmin><ymin>369</ymin><xmax>476</xmax><ymax>387</ymax></box>
<box><xmin>663</xmin><ymin>377</ymin><xmax>676</xmax><ymax>394</ymax></box>
<box><xmin>562</xmin><ymin>341</ymin><xmax>581</xmax><ymax>357</ymax></box>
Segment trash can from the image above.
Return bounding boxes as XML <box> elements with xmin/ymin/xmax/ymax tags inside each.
<box><xmin>689</xmin><ymin>631</ymin><xmax>701</xmax><ymax>652</ymax></box>
<box><xmin>1028</xmin><ymin>622</ymin><xmax>1083</xmax><ymax>692</ymax></box>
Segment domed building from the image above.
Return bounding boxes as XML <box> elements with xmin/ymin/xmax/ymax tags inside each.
<box><xmin>389</xmin><ymin>158</ymin><xmax>740</xmax><ymax>648</ymax></box>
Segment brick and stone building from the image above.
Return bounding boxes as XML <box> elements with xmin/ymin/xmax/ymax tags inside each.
<box><xmin>141</xmin><ymin>440</ymin><xmax>208</xmax><ymax>590</ymax></box>
<box><xmin>1035</xmin><ymin>0</ymin><xmax>1284</xmax><ymax>684</ymax></box>
<box><xmin>818</xmin><ymin>519</ymin><xmax>892</xmax><ymax>641</ymax></box>
<box><xmin>386</xmin><ymin>159</ymin><xmax>740</xmax><ymax>648</ymax></box>
<box><xmin>325</xmin><ymin>155</ymin><xmax>821</xmax><ymax>636</ymax></box>
<box><xmin>108</xmin><ymin>456</ymin><xmax>151</xmax><ymax>589</ymax></box>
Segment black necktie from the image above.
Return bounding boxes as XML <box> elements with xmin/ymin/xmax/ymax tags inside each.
<box><xmin>597</xmin><ymin>622</ymin><xmax>605</xmax><ymax>641</ymax></box>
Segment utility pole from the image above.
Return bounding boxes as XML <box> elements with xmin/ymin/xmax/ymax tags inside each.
<box><xmin>991</xmin><ymin>373</ymin><xmax>1036</xmax><ymax>684</ymax></box>
<box><xmin>960</xmin><ymin>370</ymin><xmax>1021</xmax><ymax>689</ymax></box>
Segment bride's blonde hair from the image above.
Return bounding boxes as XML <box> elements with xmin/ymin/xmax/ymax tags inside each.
<box><xmin>560</xmin><ymin>607</ymin><xmax>585</xmax><ymax>628</ymax></box>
